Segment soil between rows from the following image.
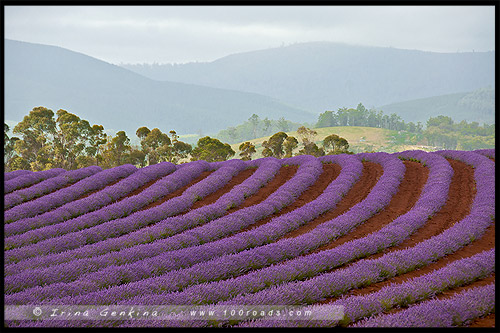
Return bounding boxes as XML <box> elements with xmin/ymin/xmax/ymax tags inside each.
<box><xmin>315</xmin><ymin>159</ymin><xmax>494</xmax><ymax>328</ymax></box>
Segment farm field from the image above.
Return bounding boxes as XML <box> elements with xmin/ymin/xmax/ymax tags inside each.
<box><xmin>3</xmin><ymin>149</ymin><xmax>495</xmax><ymax>328</ymax></box>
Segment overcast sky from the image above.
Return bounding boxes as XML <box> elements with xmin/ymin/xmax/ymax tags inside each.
<box><xmin>4</xmin><ymin>5</ymin><xmax>495</xmax><ymax>64</ymax></box>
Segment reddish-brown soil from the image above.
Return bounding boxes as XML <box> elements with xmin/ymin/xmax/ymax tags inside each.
<box><xmin>240</xmin><ymin>163</ymin><xmax>342</xmax><ymax>233</ymax></box>
<box><xmin>5</xmin><ymin>155</ymin><xmax>495</xmax><ymax>328</ymax></box>
<box><xmin>139</xmin><ymin>171</ymin><xmax>213</xmax><ymax>210</ymax></box>
<box><xmin>191</xmin><ymin>168</ymin><xmax>256</xmax><ymax>209</ymax></box>
<box><xmin>226</xmin><ymin>165</ymin><xmax>298</xmax><ymax>213</ymax></box>
<box><xmin>281</xmin><ymin>161</ymin><xmax>383</xmax><ymax>239</ymax></box>
<box><xmin>308</xmin><ymin>159</ymin><xmax>495</xmax><ymax>328</ymax></box>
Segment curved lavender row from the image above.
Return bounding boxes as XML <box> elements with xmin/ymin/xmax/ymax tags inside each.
<box><xmin>3</xmin><ymin>160</ymin><xmax>211</xmax><ymax>275</ymax></box>
<box><xmin>473</xmin><ymin>148</ymin><xmax>495</xmax><ymax>159</ymax></box>
<box><xmin>3</xmin><ymin>156</ymin><xmax>318</xmax><ymax>293</ymax></box>
<box><xmin>202</xmin><ymin>151</ymin><xmax>493</xmax><ymax>307</ymax></box>
<box><xmin>4</xmin><ymin>162</ymin><xmax>177</xmax><ymax>243</ymax></box>
<box><xmin>129</xmin><ymin>150</ymin><xmax>447</xmax><ymax>307</ymax></box>
<box><xmin>4</xmin><ymin>166</ymin><xmax>103</xmax><ymax>210</ymax></box>
<box><xmin>105</xmin><ymin>152</ymin><xmax>417</xmax><ymax>306</ymax></box>
<box><xmin>4</xmin><ymin>169</ymin><xmax>32</xmax><ymax>181</ymax></box>
<box><xmin>3</xmin><ymin>157</ymin><xmax>279</xmax><ymax>276</ymax></box>
<box><xmin>352</xmin><ymin>284</ymin><xmax>495</xmax><ymax>327</ymax></box>
<box><xmin>4</xmin><ymin>168</ymin><xmax>66</xmax><ymax>194</ymax></box>
<box><xmin>20</xmin><ymin>154</ymin><xmax>363</xmax><ymax>304</ymax></box>
<box><xmin>4</xmin><ymin>164</ymin><xmax>136</xmax><ymax>223</ymax></box>
<box><xmin>4</xmin><ymin>160</ymin><xmax>246</xmax><ymax>267</ymax></box>
<box><xmin>240</xmin><ymin>248</ymin><xmax>495</xmax><ymax>327</ymax></box>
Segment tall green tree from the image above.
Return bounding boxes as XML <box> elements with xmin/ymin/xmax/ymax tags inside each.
<box><xmin>167</xmin><ymin>130</ymin><xmax>192</xmax><ymax>164</ymax></box>
<box><xmin>101</xmin><ymin>131</ymin><xmax>132</xmax><ymax>168</ymax></box>
<box><xmin>4</xmin><ymin>124</ymin><xmax>20</xmax><ymax>170</ymax></box>
<box><xmin>12</xmin><ymin>106</ymin><xmax>57</xmax><ymax>171</ymax></box>
<box><xmin>238</xmin><ymin>141</ymin><xmax>256</xmax><ymax>161</ymax></box>
<box><xmin>53</xmin><ymin>109</ymin><xmax>92</xmax><ymax>170</ymax></box>
<box><xmin>248</xmin><ymin>114</ymin><xmax>260</xmax><ymax>139</ymax></box>
<box><xmin>136</xmin><ymin>127</ymin><xmax>171</xmax><ymax>165</ymax></box>
<box><xmin>323</xmin><ymin>134</ymin><xmax>350</xmax><ymax>154</ymax></box>
<box><xmin>85</xmin><ymin>124</ymin><xmax>108</xmax><ymax>167</ymax></box>
<box><xmin>191</xmin><ymin>136</ymin><xmax>235</xmax><ymax>162</ymax></box>
<box><xmin>283</xmin><ymin>136</ymin><xmax>299</xmax><ymax>158</ymax></box>
<box><xmin>262</xmin><ymin>131</ymin><xmax>288</xmax><ymax>159</ymax></box>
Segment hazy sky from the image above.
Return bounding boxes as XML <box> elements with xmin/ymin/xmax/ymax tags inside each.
<box><xmin>4</xmin><ymin>5</ymin><xmax>495</xmax><ymax>64</ymax></box>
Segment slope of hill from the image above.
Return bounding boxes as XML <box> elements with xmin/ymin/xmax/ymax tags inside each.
<box><xmin>122</xmin><ymin>42</ymin><xmax>495</xmax><ymax>113</ymax></box>
<box><xmin>4</xmin><ymin>39</ymin><xmax>314</xmax><ymax>136</ymax></box>
<box><xmin>378</xmin><ymin>86</ymin><xmax>495</xmax><ymax>125</ymax></box>
<box><xmin>230</xmin><ymin>126</ymin><xmax>417</xmax><ymax>157</ymax></box>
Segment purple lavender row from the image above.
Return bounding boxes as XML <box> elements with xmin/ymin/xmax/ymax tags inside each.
<box><xmin>473</xmin><ymin>148</ymin><xmax>495</xmax><ymax>159</ymax></box>
<box><xmin>3</xmin><ymin>156</ymin><xmax>316</xmax><ymax>293</ymax></box>
<box><xmin>4</xmin><ymin>159</ymin><xmax>246</xmax><ymax>267</ymax></box>
<box><xmin>4</xmin><ymin>162</ymin><xmax>177</xmax><ymax>244</ymax></box>
<box><xmin>239</xmin><ymin>248</ymin><xmax>495</xmax><ymax>327</ymax></box>
<box><xmin>4</xmin><ymin>164</ymin><xmax>136</xmax><ymax>224</ymax></box>
<box><xmin>98</xmin><ymin>152</ymin><xmax>410</xmax><ymax>306</ymax></box>
<box><xmin>352</xmin><ymin>283</ymin><xmax>495</xmax><ymax>327</ymax></box>
<box><xmin>4</xmin><ymin>157</ymin><xmax>279</xmax><ymax>276</ymax></box>
<box><xmin>3</xmin><ymin>160</ymin><xmax>210</xmax><ymax>275</ymax></box>
<box><xmin>4</xmin><ymin>169</ymin><xmax>32</xmax><ymax>181</ymax></box>
<box><xmin>16</xmin><ymin>154</ymin><xmax>361</xmax><ymax>304</ymax></box>
<box><xmin>4</xmin><ymin>168</ymin><xmax>66</xmax><ymax>194</ymax></box>
<box><xmin>4</xmin><ymin>166</ymin><xmax>103</xmax><ymax>210</ymax></box>
<box><xmin>122</xmin><ymin>150</ymin><xmax>446</xmax><ymax>309</ymax></box>
<box><xmin>199</xmin><ymin>151</ymin><xmax>493</xmax><ymax>308</ymax></box>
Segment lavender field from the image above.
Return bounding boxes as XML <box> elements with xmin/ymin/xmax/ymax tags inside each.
<box><xmin>3</xmin><ymin>149</ymin><xmax>495</xmax><ymax>328</ymax></box>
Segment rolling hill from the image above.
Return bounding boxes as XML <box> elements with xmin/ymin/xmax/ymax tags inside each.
<box><xmin>4</xmin><ymin>39</ymin><xmax>314</xmax><ymax>137</ymax></box>
<box><xmin>230</xmin><ymin>126</ymin><xmax>421</xmax><ymax>157</ymax></box>
<box><xmin>122</xmin><ymin>42</ymin><xmax>495</xmax><ymax>114</ymax></box>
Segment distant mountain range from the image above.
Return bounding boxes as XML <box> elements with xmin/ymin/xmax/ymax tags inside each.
<box><xmin>379</xmin><ymin>86</ymin><xmax>494</xmax><ymax>125</ymax></box>
<box><xmin>5</xmin><ymin>39</ymin><xmax>495</xmax><ymax>140</ymax></box>
<box><xmin>4</xmin><ymin>39</ymin><xmax>314</xmax><ymax>136</ymax></box>
<box><xmin>122</xmin><ymin>41</ymin><xmax>494</xmax><ymax>117</ymax></box>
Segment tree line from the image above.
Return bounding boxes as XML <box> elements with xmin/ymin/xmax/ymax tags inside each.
<box><xmin>239</xmin><ymin>126</ymin><xmax>351</xmax><ymax>161</ymax></box>
<box><xmin>4</xmin><ymin>107</ymin><xmax>353</xmax><ymax>172</ymax></box>
<box><xmin>216</xmin><ymin>114</ymin><xmax>306</xmax><ymax>144</ymax></box>
<box><xmin>4</xmin><ymin>107</ymin><xmax>226</xmax><ymax>172</ymax></box>
<box><xmin>317</xmin><ymin>103</ymin><xmax>494</xmax><ymax>150</ymax></box>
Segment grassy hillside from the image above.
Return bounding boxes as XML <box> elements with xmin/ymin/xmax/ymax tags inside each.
<box><xmin>231</xmin><ymin>126</ymin><xmax>434</xmax><ymax>158</ymax></box>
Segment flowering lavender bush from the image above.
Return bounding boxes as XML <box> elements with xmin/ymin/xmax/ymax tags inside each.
<box><xmin>3</xmin><ymin>150</ymin><xmax>494</xmax><ymax>329</ymax></box>
<box><xmin>4</xmin><ymin>168</ymin><xmax>66</xmax><ymax>194</ymax></box>
<box><xmin>4</xmin><ymin>160</ymin><xmax>212</xmax><ymax>275</ymax></box>
<box><xmin>4</xmin><ymin>154</ymin><xmax>361</xmax><ymax>303</ymax></box>
<box><xmin>4</xmin><ymin>160</ymin><xmax>245</xmax><ymax>266</ymax></box>
<box><xmin>239</xmin><ymin>248</ymin><xmax>495</xmax><ymax>327</ymax></box>
<box><xmin>353</xmin><ymin>284</ymin><xmax>495</xmax><ymax>327</ymax></box>
<box><xmin>3</xmin><ymin>158</ymin><xmax>279</xmax><ymax>276</ymax></box>
<box><xmin>4</xmin><ymin>156</ymin><xmax>320</xmax><ymax>294</ymax></box>
<box><xmin>4</xmin><ymin>166</ymin><xmax>102</xmax><ymax>210</ymax></box>
<box><xmin>4</xmin><ymin>162</ymin><xmax>177</xmax><ymax>245</ymax></box>
<box><xmin>473</xmin><ymin>148</ymin><xmax>495</xmax><ymax>159</ymax></box>
<box><xmin>4</xmin><ymin>164</ymin><xmax>137</xmax><ymax>223</ymax></box>
<box><xmin>4</xmin><ymin>169</ymin><xmax>32</xmax><ymax>181</ymax></box>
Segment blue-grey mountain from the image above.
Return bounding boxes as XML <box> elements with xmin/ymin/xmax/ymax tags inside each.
<box><xmin>122</xmin><ymin>42</ymin><xmax>495</xmax><ymax>120</ymax></box>
<box><xmin>5</xmin><ymin>39</ymin><xmax>314</xmax><ymax>136</ymax></box>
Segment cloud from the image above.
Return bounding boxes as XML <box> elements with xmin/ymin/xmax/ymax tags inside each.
<box><xmin>4</xmin><ymin>5</ymin><xmax>495</xmax><ymax>64</ymax></box>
